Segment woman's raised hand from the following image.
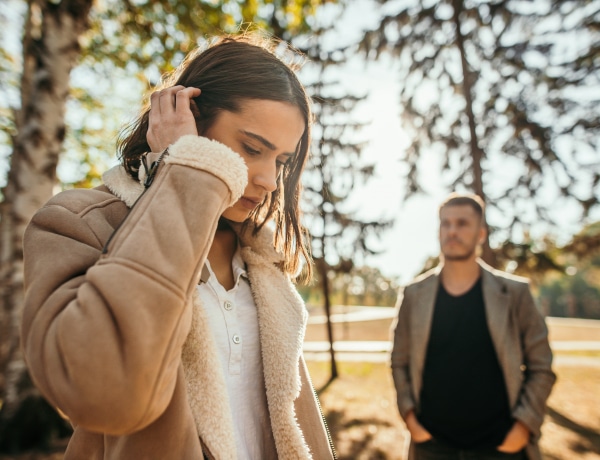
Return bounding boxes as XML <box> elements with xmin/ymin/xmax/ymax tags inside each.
<box><xmin>146</xmin><ymin>85</ymin><xmax>201</xmax><ymax>153</ymax></box>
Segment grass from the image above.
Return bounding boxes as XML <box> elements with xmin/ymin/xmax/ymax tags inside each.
<box><xmin>309</xmin><ymin>361</ymin><xmax>408</xmax><ymax>460</ymax></box>
<box><xmin>308</xmin><ymin>361</ymin><xmax>600</xmax><ymax>460</ymax></box>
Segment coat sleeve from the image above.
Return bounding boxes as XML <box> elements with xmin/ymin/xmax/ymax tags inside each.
<box><xmin>511</xmin><ymin>282</ymin><xmax>556</xmax><ymax>439</ymax></box>
<box><xmin>21</xmin><ymin>135</ymin><xmax>247</xmax><ymax>436</ymax></box>
<box><xmin>390</xmin><ymin>285</ymin><xmax>417</xmax><ymax>420</ymax></box>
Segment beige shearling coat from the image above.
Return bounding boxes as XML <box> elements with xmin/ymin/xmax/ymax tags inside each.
<box><xmin>21</xmin><ymin>135</ymin><xmax>335</xmax><ymax>460</ymax></box>
<box><xmin>391</xmin><ymin>261</ymin><xmax>556</xmax><ymax>460</ymax></box>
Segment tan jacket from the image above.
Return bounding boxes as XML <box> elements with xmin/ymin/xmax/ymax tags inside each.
<box><xmin>22</xmin><ymin>135</ymin><xmax>335</xmax><ymax>459</ymax></box>
<box><xmin>391</xmin><ymin>261</ymin><xmax>556</xmax><ymax>460</ymax></box>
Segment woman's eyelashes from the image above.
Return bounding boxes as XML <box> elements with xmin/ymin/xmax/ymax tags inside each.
<box><xmin>242</xmin><ymin>143</ymin><xmax>260</xmax><ymax>156</ymax></box>
<box><xmin>242</xmin><ymin>143</ymin><xmax>291</xmax><ymax>167</ymax></box>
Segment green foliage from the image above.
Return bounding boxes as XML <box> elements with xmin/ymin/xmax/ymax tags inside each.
<box><xmin>535</xmin><ymin>222</ymin><xmax>600</xmax><ymax>319</ymax></box>
<box><xmin>81</xmin><ymin>0</ymin><xmax>332</xmax><ymax>78</ymax></box>
<box><xmin>361</xmin><ymin>0</ymin><xmax>600</xmax><ymax>243</ymax></box>
<box><xmin>0</xmin><ymin>0</ymin><xmax>335</xmax><ymax>190</ymax></box>
<box><xmin>489</xmin><ymin>222</ymin><xmax>600</xmax><ymax>318</ymax></box>
<box><xmin>495</xmin><ymin>235</ymin><xmax>564</xmax><ymax>282</ymax></box>
<box><xmin>538</xmin><ymin>256</ymin><xmax>600</xmax><ymax>319</ymax></box>
<box><xmin>562</xmin><ymin>221</ymin><xmax>600</xmax><ymax>259</ymax></box>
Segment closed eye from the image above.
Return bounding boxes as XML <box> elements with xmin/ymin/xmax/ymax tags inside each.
<box><xmin>243</xmin><ymin>143</ymin><xmax>260</xmax><ymax>156</ymax></box>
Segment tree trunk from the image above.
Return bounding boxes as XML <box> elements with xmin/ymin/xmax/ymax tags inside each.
<box><xmin>452</xmin><ymin>0</ymin><xmax>496</xmax><ymax>267</ymax></box>
<box><xmin>0</xmin><ymin>0</ymin><xmax>93</xmax><ymax>451</ymax></box>
<box><xmin>317</xmin><ymin>258</ymin><xmax>338</xmax><ymax>382</ymax></box>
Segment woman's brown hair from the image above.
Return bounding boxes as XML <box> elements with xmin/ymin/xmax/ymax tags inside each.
<box><xmin>117</xmin><ymin>34</ymin><xmax>312</xmax><ymax>278</ymax></box>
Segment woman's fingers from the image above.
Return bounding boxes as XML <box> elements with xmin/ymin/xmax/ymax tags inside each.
<box><xmin>156</xmin><ymin>86</ymin><xmax>200</xmax><ymax>113</ymax></box>
<box><xmin>176</xmin><ymin>88</ymin><xmax>201</xmax><ymax>117</ymax></box>
<box><xmin>157</xmin><ymin>85</ymin><xmax>183</xmax><ymax>114</ymax></box>
<box><xmin>147</xmin><ymin>86</ymin><xmax>201</xmax><ymax>153</ymax></box>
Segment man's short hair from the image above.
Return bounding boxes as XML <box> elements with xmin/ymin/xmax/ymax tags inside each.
<box><xmin>438</xmin><ymin>192</ymin><xmax>485</xmax><ymax>220</ymax></box>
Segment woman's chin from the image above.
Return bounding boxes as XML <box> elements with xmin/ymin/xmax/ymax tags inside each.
<box><xmin>221</xmin><ymin>207</ymin><xmax>251</xmax><ymax>223</ymax></box>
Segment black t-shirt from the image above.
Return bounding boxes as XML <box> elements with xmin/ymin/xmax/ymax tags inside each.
<box><xmin>418</xmin><ymin>278</ymin><xmax>513</xmax><ymax>449</ymax></box>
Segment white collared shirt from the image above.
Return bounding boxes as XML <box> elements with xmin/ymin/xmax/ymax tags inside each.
<box><xmin>196</xmin><ymin>246</ymin><xmax>277</xmax><ymax>460</ymax></box>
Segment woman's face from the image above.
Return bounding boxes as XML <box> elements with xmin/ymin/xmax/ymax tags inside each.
<box><xmin>202</xmin><ymin>99</ymin><xmax>305</xmax><ymax>223</ymax></box>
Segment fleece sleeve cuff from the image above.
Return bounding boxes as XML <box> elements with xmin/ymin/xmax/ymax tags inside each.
<box><xmin>165</xmin><ymin>135</ymin><xmax>248</xmax><ymax>206</ymax></box>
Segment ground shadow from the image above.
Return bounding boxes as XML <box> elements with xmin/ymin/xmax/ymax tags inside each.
<box><xmin>323</xmin><ymin>408</ymin><xmax>400</xmax><ymax>460</ymax></box>
<box><xmin>547</xmin><ymin>406</ymin><xmax>600</xmax><ymax>455</ymax></box>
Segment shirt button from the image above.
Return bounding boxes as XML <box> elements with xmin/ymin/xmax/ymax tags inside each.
<box><xmin>224</xmin><ymin>301</ymin><xmax>233</xmax><ymax>311</ymax></box>
<box><xmin>232</xmin><ymin>334</ymin><xmax>241</xmax><ymax>344</ymax></box>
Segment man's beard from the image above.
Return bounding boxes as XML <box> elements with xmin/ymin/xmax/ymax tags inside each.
<box><xmin>442</xmin><ymin>248</ymin><xmax>476</xmax><ymax>261</ymax></box>
<box><xmin>441</xmin><ymin>239</ymin><xmax>477</xmax><ymax>261</ymax></box>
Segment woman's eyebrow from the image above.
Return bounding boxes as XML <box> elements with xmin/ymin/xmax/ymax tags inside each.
<box><xmin>240</xmin><ymin>130</ymin><xmax>276</xmax><ymax>150</ymax></box>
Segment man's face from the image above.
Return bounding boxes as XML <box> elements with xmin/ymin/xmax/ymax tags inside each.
<box><xmin>439</xmin><ymin>204</ymin><xmax>486</xmax><ymax>261</ymax></box>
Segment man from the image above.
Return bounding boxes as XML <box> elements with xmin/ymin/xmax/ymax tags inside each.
<box><xmin>391</xmin><ymin>193</ymin><xmax>556</xmax><ymax>460</ymax></box>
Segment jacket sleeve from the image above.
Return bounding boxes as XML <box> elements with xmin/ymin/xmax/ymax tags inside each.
<box><xmin>21</xmin><ymin>135</ymin><xmax>247</xmax><ymax>436</ymax></box>
<box><xmin>511</xmin><ymin>282</ymin><xmax>556</xmax><ymax>438</ymax></box>
<box><xmin>390</xmin><ymin>285</ymin><xmax>417</xmax><ymax>420</ymax></box>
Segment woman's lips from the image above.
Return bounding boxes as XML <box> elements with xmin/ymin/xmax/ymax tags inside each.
<box><xmin>239</xmin><ymin>196</ymin><xmax>261</xmax><ymax>211</ymax></box>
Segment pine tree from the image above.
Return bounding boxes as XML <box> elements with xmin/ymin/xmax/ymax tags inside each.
<box><xmin>300</xmin><ymin>28</ymin><xmax>393</xmax><ymax>382</ymax></box>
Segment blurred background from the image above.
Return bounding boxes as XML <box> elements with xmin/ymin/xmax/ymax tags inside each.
<box><xmin>0</xmin><ymin>0</ymin><xmax>599</xmax><ymax>458</ymax></box>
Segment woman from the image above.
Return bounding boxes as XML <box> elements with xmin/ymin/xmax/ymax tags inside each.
<box><xmin>21</xmin><ymin>35</ymin><xmax>335</xmax><ymax>460</ymax></box>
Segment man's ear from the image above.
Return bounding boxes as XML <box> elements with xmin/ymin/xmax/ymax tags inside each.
<box><xmin>478</xmin><ymin>223</ymin><xmax>487</xmax><ymax>245</ymax></box>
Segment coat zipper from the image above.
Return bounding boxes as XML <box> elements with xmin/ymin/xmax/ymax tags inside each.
<box><xmin>310</xmin><ymin>379</ymin><xmax>338</xmax><ymax>459</ymax></box>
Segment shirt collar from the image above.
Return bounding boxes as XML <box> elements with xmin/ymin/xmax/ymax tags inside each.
<box><xmin>231</xmin><ymin>243</ymin><xmax>249</xmax><ymax>283</ymax></box>
<box><xmin>199</xmin><ymin>241</ymin><xmax>248</xmax><ymax>286</ymax></box>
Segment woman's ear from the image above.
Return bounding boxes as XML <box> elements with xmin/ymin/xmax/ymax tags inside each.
<box><xmin>190</xmin><ymin>98</ymin><xmax>201</xmax><ymax>118</ymax></box>
<box><xmin>190</xmin><ymin>97</ymin><xmax>205</xmax><ymax>136</ymax></box>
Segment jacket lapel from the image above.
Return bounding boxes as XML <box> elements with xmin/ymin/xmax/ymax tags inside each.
<box><xmin>237</xmin><ymin>226</ymin><xmax>312</xmax><ymax>459</ymax></box>
<box><xmin>411</xmin><ymin>268</ymin><xmax>440</xmax><ymax>381</ymax></box>
<box><xmin>480</xmin><ymin>261</ymin><xmax>511</xmax><ymax>370</ymax></box>
<box><xmin>182</xmin><ymin>292</ymin><xmax>237</xmax><ymax>459</ymax></box>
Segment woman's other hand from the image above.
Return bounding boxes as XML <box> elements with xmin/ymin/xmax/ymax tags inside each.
<box><xmin>147</xmin><ymin>86</ymin><xmax>201</xmax><ymax>153</ymax></box>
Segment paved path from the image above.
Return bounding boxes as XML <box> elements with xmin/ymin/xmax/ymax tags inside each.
<box><xmin>307</xmin><ymin>306</ymin><xmax>396</xmax><ymax>324</ymax></box>
<box><xmin>303</xmin><ymin>341</ymin><xmax>600</xmax><ymax>366</ymax></box>
<box><xmin>305</xmin><ymin>307</ymin><xmax>600</xmax><ymax>366</ymax></box>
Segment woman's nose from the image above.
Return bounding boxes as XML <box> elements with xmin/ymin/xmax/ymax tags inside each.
<box><xmin>252</xmin><ymin>160</ymin><xmax>278</xmax><ymax>192</ymax></box>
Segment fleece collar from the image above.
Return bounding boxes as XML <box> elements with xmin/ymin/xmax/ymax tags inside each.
<box><xmin>102</xmin><ymin>164</ymin><xmax>311</xmax><ymax>459</ymax></box>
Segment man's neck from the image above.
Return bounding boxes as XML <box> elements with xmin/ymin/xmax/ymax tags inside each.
<box><xmin>440</xmin><ymin>257</ymin><xmax>481</xmax><ymax>296</ymax></box>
